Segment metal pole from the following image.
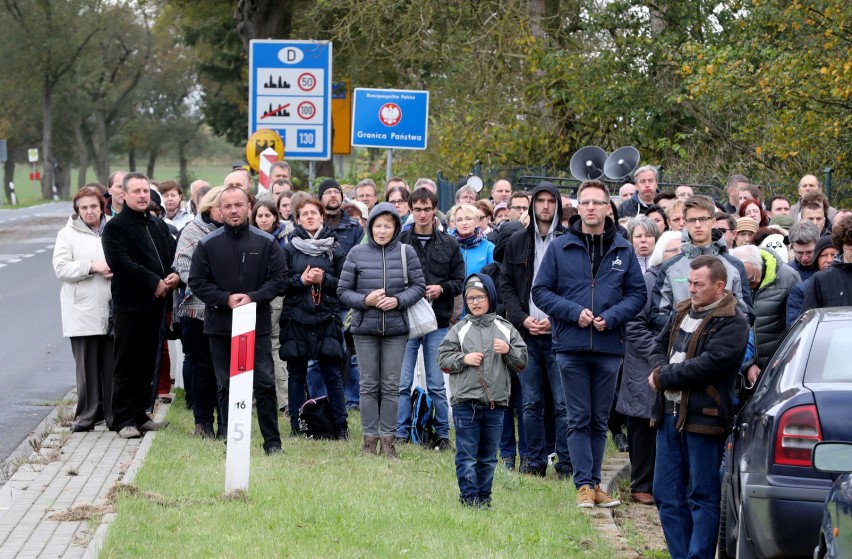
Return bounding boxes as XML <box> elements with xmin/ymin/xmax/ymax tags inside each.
<box><xmin>386</xmin><ymin>150</ymin><xmax>393</xmax><ymax>184</ymax></box>
<box><xmin>309</xmin><ymin>161</ymin><xmax>316</xmax><ymax>192</ymax></box>
<box><xmin>823</xmin><ymin>167</ymin><xmax>834</xmax><ymax>201</ymax></box>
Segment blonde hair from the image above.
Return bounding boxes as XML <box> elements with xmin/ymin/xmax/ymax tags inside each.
<box><xmin>453</xmin><ymin>203</ymin><xmax>481</xmax><ymax>221</ymax></box>
<box><xmin>197</xmin><ymin>186</ymin><xmax>226</xmax><ymax>214</ymax></box>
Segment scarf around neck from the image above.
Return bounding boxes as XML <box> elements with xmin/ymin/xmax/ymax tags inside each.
<box><xmin>291</xmin><ymin>229</ymin><xmax>335</xmax><ymax>260</ymax></box>
<box><xmin>454</xmin><ymin>227</ymin><xmax>485</xmax><ymax>249</ymax></box>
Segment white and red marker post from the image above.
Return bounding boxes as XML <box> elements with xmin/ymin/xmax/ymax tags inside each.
<box><xmin>256</xmin><ymin>147</ymin><xmax>280</xmax><ymax>197</ymax></box>
<box><xmin>225</xmin><ymin>303</ymin><xmax>257</xmax><ymax>493</ymax></box>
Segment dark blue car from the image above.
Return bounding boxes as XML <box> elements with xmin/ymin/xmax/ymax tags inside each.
<box><xmin>719</xmin><ymin>308</ymin><xmax>852</xmax><ymax>558</ymax></box>
<box><xmin>813</xmin><ymin>442</ymin><xmax>852</xmax><ymax>559</ymax></box>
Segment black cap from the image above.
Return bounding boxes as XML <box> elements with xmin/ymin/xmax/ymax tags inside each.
<box><xmin>318</xmin><ymin>178</ymin><xmax>342</xmax><ymax>198</ymax></box>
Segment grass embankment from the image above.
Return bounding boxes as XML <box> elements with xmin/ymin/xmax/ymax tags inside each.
<box><xmin>100</xmin><ymin>392</ymin><xmax>620</xmax><ymax>558</ymax></box>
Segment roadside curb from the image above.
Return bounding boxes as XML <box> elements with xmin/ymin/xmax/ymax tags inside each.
<box><xmin>593</xmin><ymin>454</ymin><xmax>640</xmax><ymax>559</ymax></box>
<box><xmin>0</xmin><ymin>387</ymin><xmax>76</xmax><ymax>488</ymax></box>
<box><xmin>82</xmin><ymin>400</ymin><xmax>171</xmax><ymax>559</ymax></box>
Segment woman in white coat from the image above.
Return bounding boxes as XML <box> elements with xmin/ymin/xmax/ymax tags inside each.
<box><xmin>52</xmin><ymin>185</ymin><xmax>114</xmax><ymax>432</ymax></box>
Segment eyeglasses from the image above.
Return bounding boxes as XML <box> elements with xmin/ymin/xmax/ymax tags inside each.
<box><xmin>389</xmin><ymin>199</ymin><xmax>407</xmax><ymax>206</ymax></box>
<box><xmin>716</xmin><ymin>227</ymin><xmax>730</xmax><ymax>234</ymax></box>
<box><xmin>577</xmin><ymin>200</ymin><xmax>608</xmax><ymax>207</ymax></box>
<box><xmin>465</xmin><ymin>295</ymin><xmax>487</xmax><ymax>304</ymax></box>
<box><xmin>411</xmin><ymin>207</ymin><xmax>434</xmax><ymax>213</ymax></box>
<box><xmin>479</xmin><ymin>215</ymin><xmax>489</xmax><ymax>221</ymax></box>
<box><xmin>685</xmin><ymin>216</ymin><xmax>713</xmax><ymax>224</ymax></box>
<box><xmin>510</xmin><ymin>205</ymin><xmax>529</xmax><ymax>212</ymax></box>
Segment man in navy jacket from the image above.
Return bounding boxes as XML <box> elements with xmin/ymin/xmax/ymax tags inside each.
<box><xmin>189</xmin><ymin>187</ymin><xmax>287</xmax><ymax>454</ymax></box>
<box><xmin>532</xmin><ymin>179</ymin><xmax>646</xmax><ymax>508</ymax></box>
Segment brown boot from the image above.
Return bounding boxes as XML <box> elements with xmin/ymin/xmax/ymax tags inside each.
<box><xmin>362</xmin><ymin>435</ymin><xmax>379</xmax><ymax>456</ymax></box>
<box><xmin>380</xmin><ymin>435</ymin><xmax>400</xmax><ymax>460</ymax></box>
<box><xmin>193</xmin><ymin>424</ymin><xmax>206</xmax><ymax>437</ymax></box>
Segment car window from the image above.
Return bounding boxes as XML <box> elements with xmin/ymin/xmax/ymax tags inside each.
<box><xmin>805</xmin><ymin>322</ymin><xmax>852</xmax><ymax>383</ymax></box>
<box><xmin>756</xmin><ymin>318</ymin><xmax>812</xmax><ymax>396</ymax></box>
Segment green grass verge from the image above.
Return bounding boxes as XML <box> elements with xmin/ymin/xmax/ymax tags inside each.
<box><xmin>100</xmin><ymin>391</ymin><xmax>619</xmax><ymax>558</ymax></box>
<box><xmin>4</xmin><ymin>163</ymin><xmax>238</xmax><ymax>205</ymax></box>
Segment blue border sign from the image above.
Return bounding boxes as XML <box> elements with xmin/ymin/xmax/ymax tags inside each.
<box><xmin>249</xmin><ymin>40</ymin><xmax>332</xmax><ymax>161</ymax></box>
<box><xmin>351</xmin><ymin>88</ymin><xmax>429</xmax><ymax>150</ymax></box>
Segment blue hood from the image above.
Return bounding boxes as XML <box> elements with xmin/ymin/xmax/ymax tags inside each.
<box><xmin>462</xmin><ymin>272</ymin><xmax>498</xmax><ymax>315</ymax></box>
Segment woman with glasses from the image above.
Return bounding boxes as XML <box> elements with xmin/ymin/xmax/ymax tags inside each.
<box><xmin>450</xmin><ymin>204</ymin><xmax>495</xmax><ymax>277</ymax></box>
<box><xmin>474</xmin><ymin>200</ymin><xmax>494</xmax><ymax>235</ymax></box>
<box><xmin>386</xmin><ymin>185</ymin><xmax>411</xmax><ymax>223</ymax></box>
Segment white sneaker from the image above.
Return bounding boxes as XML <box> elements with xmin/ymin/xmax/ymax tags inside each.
<box><xmin>118</xmin><ymin>425</ymin><xmax>141</xmax><ymax>439</ymax></box>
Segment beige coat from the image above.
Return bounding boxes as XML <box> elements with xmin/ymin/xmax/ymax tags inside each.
<box><xmin>52</xmin><ymin>215</ymin><xmax>112</xmax><ymax>337</ymax></box>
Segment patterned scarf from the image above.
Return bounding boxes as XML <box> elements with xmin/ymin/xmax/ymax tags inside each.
<box><xmin>291</xmin><ymin>231</ymin><xmax>335</xmax><ymax>260</ymax></box>
<box><xmin>454</xmin><ymin>227</ymin><xmax>485</xmax><ymax>249</ymax></box>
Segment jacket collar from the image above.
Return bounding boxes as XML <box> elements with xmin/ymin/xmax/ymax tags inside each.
<box><xmin>674</xmin><ymin>290</ymin><xmax>738</xmax><ymax>318</ymax></box>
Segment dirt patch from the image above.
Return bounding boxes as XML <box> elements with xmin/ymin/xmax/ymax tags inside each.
<box><xmin>48</xmin><ymin>503</ymin><xmax>114</xmax><ymax>522</ymax></box>
<box><xmin>0</xmin><ymin>215</ymin><xmax>68</xmax><ymax>242</ymax></box>
<box><xmin>612</xmin><ymin>499</ymin><xmax>670</xmax><ymax>558</ymax></box>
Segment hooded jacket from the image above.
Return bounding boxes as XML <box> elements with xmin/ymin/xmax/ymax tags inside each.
<box><xmin>801</xmin><ymin>257</ymin><xmax>852</xmax><ymax>313</ymax></box>
<box><xmin>747</xmin><ymin>248</ymin><xmax>801</xmax><ymax>368</ymax></box>
<box><xmin>786</xmin><ymin>236</ymin><xmax>836</xmax><ymax>326</ymax></box>
<box><xmin>617</xmin><ymin>192</ymin><xmax>654</xmax><ymax>219</ymax></box>
<box><xmin>337</xmin><ymin>202</ymin><xmax>426</xmax><ymax>336</ymax></box>
<box><xmin>530</xmin><ymin>215</ymin><xmax>647</xmax><ymax>356</ymax></box>
<box><xmin>649</xmin><ymin>235</ymin><xmax>754</xmax><ymax>333</ymax></box>
<box><xmin>437</xmin><ymin>273</ymin><xmax>527</xmax><ymax>407</ymax></box>
<box><xmin>399</xmin><ymin>224</ymin><xmax>465</xmax><ymax>329</ymax></box>
<box><xmin>649</xmin><ymin>292</ymin><xmax>749</xmax><ymax>435</ymax></box>
<box><xmin>499</xmin><ymin>182</ymin><xmax>566</xmax><ymax>336</ymax></box>
<box><xmin>187</xmin><ymin>220</ymin><xmax>287</xmax><ymax>336</ymax></box>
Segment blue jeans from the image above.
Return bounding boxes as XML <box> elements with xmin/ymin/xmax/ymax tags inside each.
<box><xmin>396</xmin><ymin>327</ymin><xmax>450</xmax><ymax>439</ymax></box>
<box><xmin>287</xmin><ymin>358</ymin><xmax>347</xmax><ymax>433</ymax></box>
<box><xmin>555</xmin><ymin>352</ymin><xmax>621</xmax><ymax>489</ymax></box>
<box><xmin>453</xmin><ymin>402</ymin><xmax>504</xmax><ymax>505</ymax></box>
<box><xmin>499</xmin><ymin>371</ymin><xmax>527</xmax><ymax>458</ymax></box>
<box><xmin>520</xmin><ymin>335</ymin><xmax>572</xmax><ymax>474</ymax></box>
<box><xmin>654</xmin><ymin>414</ymin><xmax>724</xmax><ymax>559</ymax></box>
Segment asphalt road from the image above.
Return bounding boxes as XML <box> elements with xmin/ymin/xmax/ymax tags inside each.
<box><xmin>0</xmin><ymin>202</ymin><xmax>76</xmax><ymax>462</ymax></box>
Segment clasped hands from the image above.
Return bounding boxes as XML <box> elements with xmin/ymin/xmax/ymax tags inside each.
<box><xmin>154</xmin><ymin>272</ymin><xmax>181</xmax><ymax>298</ymax></box>
<box><xmin>365</xmin><ymin>288</ymin><xmax>399</xmax><ymax>311</ymax></box>
<box><xmin>578</xmin><ymin>308</ymin><xmax>607</xmax><ymax>331</ymax></box>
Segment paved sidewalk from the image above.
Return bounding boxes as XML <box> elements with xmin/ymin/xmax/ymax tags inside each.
<box><xmin>0</xmin><ymin>399</ymin><xmax>166</xmax><ymax>559</ymax></box>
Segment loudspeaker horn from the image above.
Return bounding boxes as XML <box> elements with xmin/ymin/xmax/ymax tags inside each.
<box><xmin>465</xmin><ymin>174</ymin><xmax>484</xmax><ymax>193</ymax></box>
<box><xmin>570</xmin><ymin>146</ymin><xmax>608</xmax><ymax>181</ymax></box>
<box><xmin>604</xmin><ymin>146</ymin><xmax>640</xmax><ymax>181</ymax></box>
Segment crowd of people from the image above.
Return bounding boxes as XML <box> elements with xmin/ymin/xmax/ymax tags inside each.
<box><xmin>51</xmin><ymin>163</ymin><xmax>852</xmax><ymax>553</ymax></box>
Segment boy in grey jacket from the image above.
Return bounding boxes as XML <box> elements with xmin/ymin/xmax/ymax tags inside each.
<box><xmin>438</xmin><ymin>273</ymin><xmax>527</xmax><ymax>507</ymax></box>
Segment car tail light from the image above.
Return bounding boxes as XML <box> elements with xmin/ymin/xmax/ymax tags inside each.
<box><xmin>774</xmin><ymin>405</ymin><xmax>823</xmax><ymax>467</ymax></box>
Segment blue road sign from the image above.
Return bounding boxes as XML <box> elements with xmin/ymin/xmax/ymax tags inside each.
<box><xmin>351</xmin><ymin>88</ymin><xmax>429</xmax><ymax>150</ymax></box>
<box><xmin>249</xmin><ymin>40</ymin><xmax>332</xmax><ymax>161</ymax></box>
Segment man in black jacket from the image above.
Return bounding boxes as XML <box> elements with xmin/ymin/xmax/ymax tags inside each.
<box><xmin>102</xmin><ymin>172</ymin><xmax>178</xmax><ymax>439</ymax></box>
<box><xmin>394</xmin><ymin>188</ymin><xmax>465</xmax><ymax>450</ymax></box>
<box><xmin>499</xmin><ymin>181</ymin><xmax>573</xmax><ymax>478</ymax></box>
<box><xmin>648</xmin><ymin>255</ymin><xmax>748</xmax><ymax>559</ymax></box>
<box><xmin>188</xmin><ymin>187</ymin><xmax>287</xmax><ymax>454</ymax></box>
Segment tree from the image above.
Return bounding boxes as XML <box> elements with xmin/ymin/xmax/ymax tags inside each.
<box><xmin>1</xmin><ymin>0</ymin><xmax>106</xmax><ymax>199</ymax></box>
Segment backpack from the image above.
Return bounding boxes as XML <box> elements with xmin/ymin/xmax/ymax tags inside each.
<box><xmin>409</xmin><ymin>386</ymin><xmax>436</xmax><ymax>447</ymax></box>
<box><xmin>298</xmin><ymin>396</ymin><xmax>336</xmax><ymax>439</ymax></box>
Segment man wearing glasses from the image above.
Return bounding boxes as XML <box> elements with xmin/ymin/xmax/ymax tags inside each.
<box><xmin>531</xmin><ymin>180</ymin><xmax>646</xmax><ymax>508</ymax></box>
<box><xmin>650</xmin><ymin>195</ymin><xmax>753</xmax><ymax>334</ymax></box>
<box><xmin>395</xmin><ymin>188</ymin><xmax>465</xmax><ymax>450</ymax></box>
<box><xmin>713</xmin><ymin>212</ymin><xmax>737</xmax><ymax>250</ymax></box>
<box><xmin>507</xmin><ymin>192</ymin><xmax>531</xmax><ymax>223</ymax></box>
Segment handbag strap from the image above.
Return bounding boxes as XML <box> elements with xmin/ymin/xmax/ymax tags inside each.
<box><xmin>400</xmin><ymin>243</ymin><xmax>409</xmax><ymax>287</ymax></box>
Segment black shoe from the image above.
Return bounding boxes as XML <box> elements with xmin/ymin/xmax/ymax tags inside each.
<box><xmin>216</xmin><ymin>428</ymin><xmax>226</xmax><ymax>441</ymax></box>
<box><xmin>264</xmin><ymin>445</ymin><xmax>283</xmax><ymax>455</ymax></box>
<box><xmin>70</xmin><ymin>424</ymin><xmax>92</xmax><ymax>433</ymax></box>
<box><xmin>503</xmin><ymin>456</ymin><xmax>516</xmax><ymax>471</ymax></box>
<box><xmin>556</xmin><ymin>469</ymin><xmax>574</xmax><ymax>481</ymax></box>
<box><xmin>202</xmin><ymin>423</ymin><xmax>215</xmax><ymax>438</ymax></box>
<box><xmin>335</xmin><ymin>425</ymin><xmax>349</xmax><ymax>441</ymax></box>
<box><xmin>433</xmin><ymin>438</ymin><xmax>453</xmax><ymax>452</ymax></box>
<box><xmin>614</xmin><ymin>433</ymin><xmax>630</xmax><ymax>452</ymax></box>
<box><xmin>520</xmin><ymin>460</ymin><xmax>547</xmax><ymax>477</ymax></box>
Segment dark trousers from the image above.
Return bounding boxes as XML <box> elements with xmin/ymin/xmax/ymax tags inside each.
<box><xmin>626</xmin><ymin>415</ymin><xmax>656</xmax><ymax>493</ymax></box>
<box><xmin>184</xmin><ymin>318</ymin><xmax>219</xmax><ymax>428</ymax></box>
<box><xmin>287</xmin><ymin>358</ymin><xmax>347</xmax><ymax>433</ymax></box>
<box><xmin>112</xmin><ymin>312</ymin><xmax>163</xmax><ymax>430</ymax></box>
<box><xmin>453</xmin><ymin>402</ymin><xmax>504</xmax><ymax>505</ymax></box>
<box><xmin>209</xmin><ymin>333</ymin><xmax>281</xmax><ymax>450</ymax></box>
<box><xmin>499</xmin><ymin>370</ymin><xmax>527</xmax><ymax>459</ymax></box>
<box><xmin>69</xmin><ymin>335</ymin><xmax>114</xmax><ymax>429</ymax></box>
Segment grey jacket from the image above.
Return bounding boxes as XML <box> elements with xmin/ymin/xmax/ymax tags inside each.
<box><xmin>617</xmin><ymin>265</ymin><xmax>660</xmax><ymax>419</ymax></box>
<box><xmin>438</xmin><ymin>313</ymin><xmax>527</xmax><ymax>407</ymax></box>
<box><xmin>337</xmin><ymin>202</ymin><xmax>426</xmax><ymax>336</ymax></box>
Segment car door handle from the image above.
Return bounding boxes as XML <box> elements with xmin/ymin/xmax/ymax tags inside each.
<box><xmin>740</xmin><ymin>422</ymin><xmax>748</xmax><ymax>432</ymax></box>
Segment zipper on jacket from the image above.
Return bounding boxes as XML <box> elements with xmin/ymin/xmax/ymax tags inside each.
<box><xmin>145</xmin><ymin>223</ymin><xmax>166</xmax><ymax>302</ymax></box>
<box><xmin>380</xmin><ymin>245</ymin><xmax>387</xmax><ymax>334</ymax></box>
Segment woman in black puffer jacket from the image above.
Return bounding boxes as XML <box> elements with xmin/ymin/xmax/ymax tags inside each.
<box><xmin>338</xmin><ymin>202</ymin><xmax>426</xmax><ymax>458</ymax></box>
<box><xmin>280</xmin><ymin>198</ymin><xmax>348</xmax><ymax>439</ymax></box>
